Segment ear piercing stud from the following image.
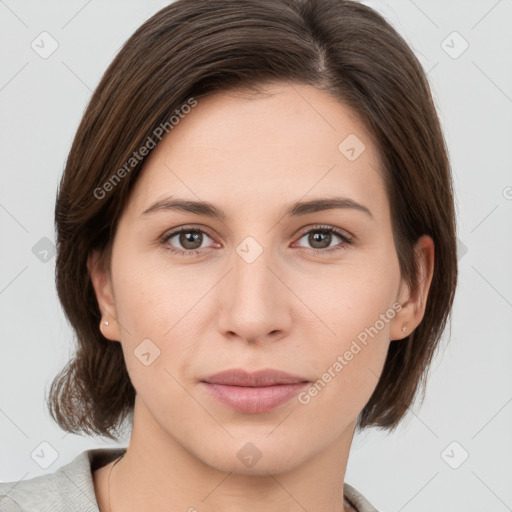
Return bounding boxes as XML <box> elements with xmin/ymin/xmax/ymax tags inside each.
<box><xmin>401</xmin><ymin>325</ymin><xmax>407</xmax><ymax>332</ymax></box>
<box><xmin>104</xmin><ymin>320</ymin><xmax>109</xmax><ymax>326</ymax></box>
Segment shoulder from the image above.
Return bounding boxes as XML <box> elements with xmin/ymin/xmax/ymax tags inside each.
<box><xmin>0</xmin><ymin>448</ymin><xmax>126</xmax><ymax>512</ymax></box>
<box><xmin>344</xmin><ymin>482</ymin><xmax>381</xmax><ymax>512</ymax></box>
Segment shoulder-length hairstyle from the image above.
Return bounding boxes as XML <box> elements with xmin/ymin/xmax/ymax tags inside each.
<box><xmin>47</xmin><ymin>0</ymin><xmax>458</xmax><ymax>440</ymax></box>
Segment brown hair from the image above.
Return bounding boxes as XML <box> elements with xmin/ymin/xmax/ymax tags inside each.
<box><xmin>47</xmin><ymin>0</ymin><xmax>458</xmax><ymax>439</ymax></box>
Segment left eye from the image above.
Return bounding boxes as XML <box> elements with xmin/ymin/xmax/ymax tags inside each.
<box><xmin>299</xmin><ymin>228</ymin><xmax>347</xmax><ymax>249</ymax></box>
<box><xmin>295</xmin><ymin>227</ymin><xmax>351</xmax><ymax>251</ymax></box>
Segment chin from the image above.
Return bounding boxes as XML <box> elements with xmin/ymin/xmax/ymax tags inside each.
<box><xmin>190</xmin><ymin>435</ymin><xmax>311</xmax><ymax>476</ymax></box>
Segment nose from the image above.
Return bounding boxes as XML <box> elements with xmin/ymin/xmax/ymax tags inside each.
<box><xmin>216</xmin><ymin>243</ymin><xmax>293</xmax><ymax>345</ymax></box>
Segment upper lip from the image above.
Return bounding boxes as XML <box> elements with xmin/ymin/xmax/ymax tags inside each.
<box><xmin>202</xmin><ymin>368</ymin><xmax>309</xmax><ymax>387</ymax></box>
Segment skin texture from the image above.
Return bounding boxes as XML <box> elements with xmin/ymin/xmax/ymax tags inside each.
<box><xmin>88</xmin><ymin>83</ymin><xmax>434</xmax><ymax>512</ymax></box>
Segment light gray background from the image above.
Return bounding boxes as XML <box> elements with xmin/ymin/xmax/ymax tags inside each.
<box><xmin>1</xmin><ymin>1</ymin><xmax>511</xmax><ymax>511</ymax></box>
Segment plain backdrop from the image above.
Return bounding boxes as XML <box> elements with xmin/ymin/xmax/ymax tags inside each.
<box><xmin>1</xmin><ymin>1</ymin><xmax>511</xmax><ymax>511</ymax></box>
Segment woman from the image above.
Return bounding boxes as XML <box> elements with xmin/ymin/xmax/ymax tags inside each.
<box><xmin>0</xmin><ymin>0</ymin><xmax>457</xmax><ymax>511</ymax></box>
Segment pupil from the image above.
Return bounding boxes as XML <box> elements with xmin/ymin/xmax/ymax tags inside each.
<box><xmin>310</xmin><ymin>231</ymin><xmax>331</xmax><ymax>249</ymax></box>
<box><xmin>181</xmin><ymin>231</ymin><xmax>201</xmax><ymax>249</ymax></box>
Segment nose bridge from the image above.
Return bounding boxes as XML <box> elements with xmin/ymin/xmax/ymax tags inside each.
<box><xmin>232</xmin><ymin>238</ymin><xmax>280</xmax><ymax>312</ymax></box>
<box><xmin>217</xmin><ymin>237</ymin><xmax>290</xmax><ymax>341</ymax></box>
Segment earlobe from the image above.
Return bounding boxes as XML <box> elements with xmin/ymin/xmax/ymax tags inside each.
<box><xmin>87</xmin><ymin>250</ymin><xmax>122</xmax><ymax>342</ymax></box>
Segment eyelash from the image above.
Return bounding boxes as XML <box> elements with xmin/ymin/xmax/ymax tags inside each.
<box><xmin>160</xmin><ymin>224</ymin><xmax>353</xmax><ymax>258</ymax></box>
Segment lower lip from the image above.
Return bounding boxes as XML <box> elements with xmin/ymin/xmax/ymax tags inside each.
<box><xmin>201</xmin><ymin>382</ymin><xmax>309</xmax><ymax>413</ymax></box>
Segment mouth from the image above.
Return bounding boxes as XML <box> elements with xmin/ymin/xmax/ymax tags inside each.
<box><xmin>200</xmin><ymin>368</ymin><xmax>310</xmax><ymax>413</ymax></box>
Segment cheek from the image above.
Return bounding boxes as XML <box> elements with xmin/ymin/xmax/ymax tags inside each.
<box><xmin>110</xmin><ymin>253</ymin><xmax>208</xmax><ymax>396</ymax></box>
<box><xmin>291</xmin><ymin>261</ymin><xmax>398</xmax><ymax>414</ymax></box>
<box><xmin>112</xmin><ymin>250</ymin><xmax>206</xmax><ymax>337</ymax></box>
<box><xmin>294</xmin><ymin>252</ymin><xmax>399</xmax><ymax>343</ymax></box>
<box><xmin>294</xmin><ymin>340</ymin><xmax>388</xmax><ymax>443</ymax></box>
<box><xmin>295</xmin><ymin>295</ymin><xmax>394</xmax><ymax>432</ymax></box>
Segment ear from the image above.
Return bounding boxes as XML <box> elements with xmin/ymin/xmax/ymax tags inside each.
<box><xmin>87</xmin><ymin>249</ymin><xmax>122</xmax><ymax>342</ymax></box>
<box><xmin>390</xmin><ymin>235</ymin><xmax>435</xmax><ymax>340</ymax></box>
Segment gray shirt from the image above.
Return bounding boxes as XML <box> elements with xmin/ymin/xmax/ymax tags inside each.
<box><xmin>0</xmin><ymin>448</ymin><xmax>379</xmax><ymax>511</ymax></box>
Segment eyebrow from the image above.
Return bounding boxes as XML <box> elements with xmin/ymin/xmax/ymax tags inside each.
<box><xmin>140</xmin><ymin>196</ymin><xmax>373</xmax><ymax>220</ymax></box>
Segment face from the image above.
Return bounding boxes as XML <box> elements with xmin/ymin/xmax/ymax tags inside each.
<box><xmin>89</xmin><ymin>82</ymin><xmax>428</xmax><ymax>475</ymax></box>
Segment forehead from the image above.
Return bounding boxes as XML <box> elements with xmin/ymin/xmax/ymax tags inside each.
<box><xmin>127</xmin><ymin>83</ymin><xmax>387</xmax><ymax>222</ymax></box>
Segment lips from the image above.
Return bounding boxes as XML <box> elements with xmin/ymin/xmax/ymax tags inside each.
<box><xmin>202</xmin><ymin>368</ymin><xmax>309</xmax><ymax>387</ymax></box>
<box><xmin>200</xmin><ymin>368</ymin><xmax>309</xmax><ymax>413</ymax></box>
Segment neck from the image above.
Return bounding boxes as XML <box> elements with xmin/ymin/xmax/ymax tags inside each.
<box><xmin>99</xmin><ymin>396</ymin><xmax>357</xmax><ymax>512</ymax></box>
